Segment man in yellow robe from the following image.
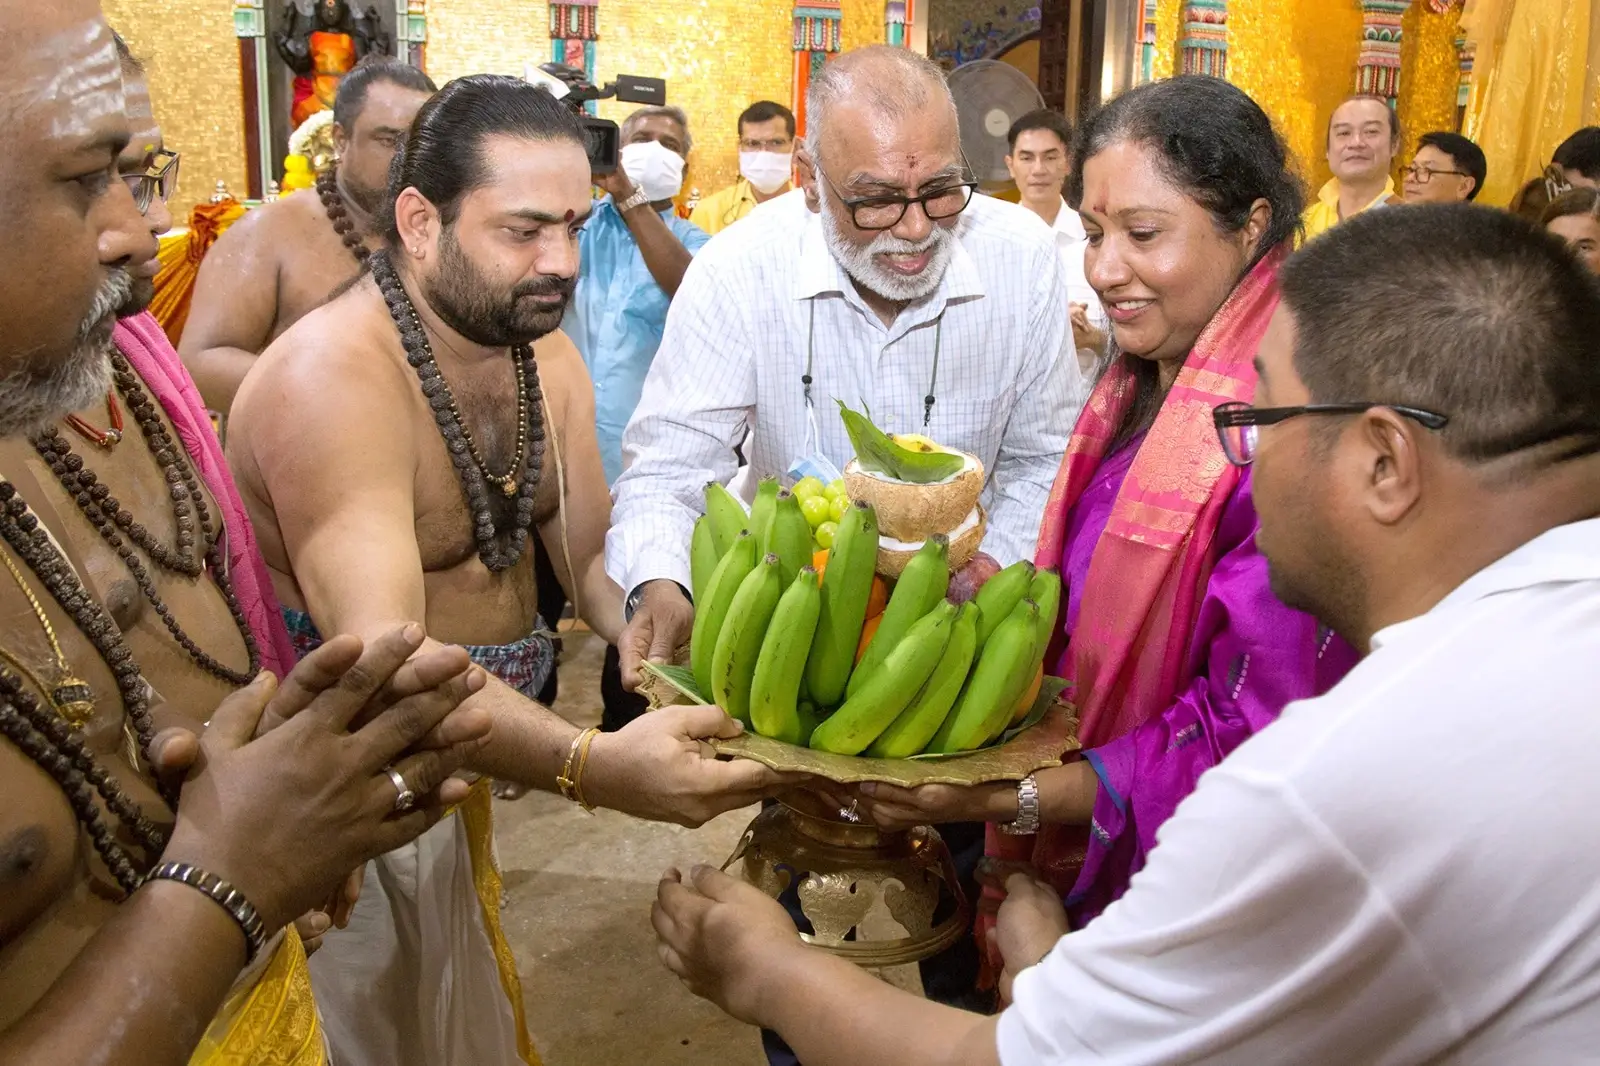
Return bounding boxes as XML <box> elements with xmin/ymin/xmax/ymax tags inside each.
<box><xmin>1302</xmin><ymin>95</ymin><xmax>1398</xmax><ymax>242</ymax></box>
<box><xmin>689</xmin><ymin>101</ymin><xmax>796</xmax><ymax>236</ymax></box>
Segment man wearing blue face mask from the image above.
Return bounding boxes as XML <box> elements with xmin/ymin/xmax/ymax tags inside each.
<box><xmin>563</xmin><ymin>102</ymin><xmax>711</xmax><ymax>729</ymax></box>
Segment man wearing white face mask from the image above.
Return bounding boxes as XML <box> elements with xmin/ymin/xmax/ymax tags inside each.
<box><xmin>691</xmin><ymin>100</ymin><xmax>796</xmax><ymax>236</ymax></box>
<box><xmin>563</xmin><ymin>102</ymin><xmax>711</xmax><ymax>729</ymax></box>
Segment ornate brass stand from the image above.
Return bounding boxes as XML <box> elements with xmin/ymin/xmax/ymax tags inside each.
<box><xmin>724</xmin><ymin>791</ymin><xmax>970</xmax><ymax>969</ymax></box>
<box><xmin>641</xmin><ymin>662</ymin><xmax>1079</xmax><ymax>978</ymax></box>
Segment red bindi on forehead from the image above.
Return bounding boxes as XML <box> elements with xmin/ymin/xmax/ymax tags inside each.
<box><xmin>1092</xmin><ymin>198</ymin><xmax>1108</xmax><ymax>216</ymax></box>
<box><xmin>564</xmin><ymin>208</ymin><xmax>575</xmax><ymax>222</ymax></box>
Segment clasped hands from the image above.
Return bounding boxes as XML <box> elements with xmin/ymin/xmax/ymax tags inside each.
<box><xmin>149</xmin><ymin>624</ymin><xmax>490</xmax><ymax>942</ymax></box>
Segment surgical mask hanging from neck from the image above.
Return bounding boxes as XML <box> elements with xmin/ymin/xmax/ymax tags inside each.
<box><xmin>620</xmin><ymin>141</ymin><xmax>686</xmax><ymax>203</ymax></box>
<box><xmin>739</xmin><ymin>151</ymin><xmax>793</xmax><ymax>195</ymax></box>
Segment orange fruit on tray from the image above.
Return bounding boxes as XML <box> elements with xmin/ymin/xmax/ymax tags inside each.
<box><xmin>1011</xmin><ymin>663</ymin><xmax>1045</xmax><ymax>726</ymax></box>
<box><xmin>855</xmin><ymin>614</ymin><xmax>882</xmax><ymax>663</ymax></box>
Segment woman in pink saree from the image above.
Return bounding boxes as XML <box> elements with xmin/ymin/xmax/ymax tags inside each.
<box><xmin>852</xmin><ymin>77</ymin><xmax>1358</xmax><ymax>944</ymax></box>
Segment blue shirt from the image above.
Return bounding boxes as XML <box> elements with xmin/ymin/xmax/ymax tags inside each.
<box><xmin>563</xmin><ymin>197</ymin><xmax>711</xmax><ymax>484</ymax></box>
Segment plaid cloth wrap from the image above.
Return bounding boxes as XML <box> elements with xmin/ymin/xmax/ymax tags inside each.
<box><xmin>281</xmin><ymin>607</ymin><xmax>555</xmax><ymax>700</ymax></box>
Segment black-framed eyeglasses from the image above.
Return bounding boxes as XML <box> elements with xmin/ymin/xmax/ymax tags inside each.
<box><xmin>122</xmin><ymin>149</ymin><xmax>180</xmax><ymax>214</ymax></box>
<box><xmin>814</xmin><ymin>161</ymin><xmax>978</xmax><ymax>231</ymax></box>
<box><xmin>1404</xmin><ymin>163</ymin><xmax>1467</xmax><ymax>184</ymax></box>
<box><xmin>1212</xmin><ymin>401</ymin><xmax>1449</xmax><ymax>466</ymax></box>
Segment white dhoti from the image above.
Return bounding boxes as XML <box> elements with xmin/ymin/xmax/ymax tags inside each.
<box><xmin>308</xmin><ymin>786</ymin><xmax>538</xmax><ymax>1066</ymax></box>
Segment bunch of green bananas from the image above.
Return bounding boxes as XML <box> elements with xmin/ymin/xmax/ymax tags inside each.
<box><xmin>689</xmin><ymin>482</ymin><xmax>1060</xmax><ymax>757</ymax></box>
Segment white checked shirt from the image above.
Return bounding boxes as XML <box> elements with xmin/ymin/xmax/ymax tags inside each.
<box><xmin>606</xmin><ymin>188</ymin><xmax>1083</xmax><ymax>597</ymax></box>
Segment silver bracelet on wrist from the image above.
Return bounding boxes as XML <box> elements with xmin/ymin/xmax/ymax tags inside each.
<box><xmin>143</xmin><ymin>861</ymin><xmax>267</xmax><ymax>961</ymax></box>
<box><xmin>999</xmin><ymin>774</ymin><xmax>1041</xmax><ymax>836</ymax></box>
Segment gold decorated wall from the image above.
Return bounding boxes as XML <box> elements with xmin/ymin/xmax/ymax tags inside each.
<box><xmin>427</xmin><ymin>0</ymin><xmax>888</xmax><ymax>199</ymax></box>
<box><xmin>104</xmin><ymin>0</ymin><xmax>246</xmax><ymax>221</ymax></box>
<box><xmin>1154</xmin><ymin>0</ymin><xmax>1462</xmax><ymax>191</ymax></box>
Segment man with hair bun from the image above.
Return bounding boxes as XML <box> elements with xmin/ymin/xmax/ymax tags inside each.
<box><xmin>227</xmin><ymin>74</ymin><xmax>794</xmax><ymax>1066</ymax></box>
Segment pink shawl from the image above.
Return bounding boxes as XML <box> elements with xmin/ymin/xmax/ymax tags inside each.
<box><xmin>114</xmin><ymin>313</ymin><xmax>298</xmax><ymax>678</ymax></box>
<box><xmin>977</xmin><ymin>249</ymin><xmax>1285</xmax><ymax>980</ymax></box>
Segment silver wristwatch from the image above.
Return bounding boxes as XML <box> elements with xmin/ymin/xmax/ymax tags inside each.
<box><xmin>616</xmin><ymin>187</ymin><xmax>652</xmax><ymax>213</ymax></box>
<box><xmin>999</xmin><ymin>774</ymin><xmax>1041</xmax><ymax>836</ymax></box>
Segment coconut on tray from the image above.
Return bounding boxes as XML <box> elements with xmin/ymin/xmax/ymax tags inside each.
<box><xmin>667</xmin><ymin>402</ymin><xmax>1060</xmax><ymax>760</ymax></box>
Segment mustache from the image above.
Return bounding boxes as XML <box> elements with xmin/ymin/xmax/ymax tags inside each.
<box><xmin>865</xmin><ymin>227</ymin><xmax>947</xmax><ymax>256</ymax></box>
<box><xmin>80</xmin><ymin>270</ymin><xmax>134</xmax><ymax>339</ymax></box>
<box><xmin>511</xmin><ymin>275</ymin><xmax>576</xmax><ymax>300</ymax></box>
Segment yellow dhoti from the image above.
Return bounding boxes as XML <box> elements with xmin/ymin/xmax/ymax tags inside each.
<box><xmin>189</xmin><ymin>927</ymin><xmax>327</xmax><ymax>1066</ymax></box>
<box><xmin>306</xmin><ymin>782</ymin><xmax>539</xmax><ymax>1066</ymax></box>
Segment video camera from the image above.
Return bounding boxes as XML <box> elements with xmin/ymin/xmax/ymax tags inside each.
<box><xmin>527</xmin><ymin>63</ymin><xmax>668</xmax><ymax>175</ymax></box>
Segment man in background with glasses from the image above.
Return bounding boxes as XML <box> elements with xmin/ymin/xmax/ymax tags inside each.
<box><xmin>690</xmin><ymin>100</ymin><xmax>797</xmax><ymax>237</ymax></box>
<box><xmin>610</xmin><ymin>43</ymin><xmax>1080</xmax><ymax>693</ymax></box>
<box><xmin>608</xmin><ymin>45</ymin><xmax>1080</xmax><ymax>1060</ymax></box>
<box><xmin>1401</xmin><ymin>131</ymin><xmax>1485</xmax><ymax>204</ymax></box>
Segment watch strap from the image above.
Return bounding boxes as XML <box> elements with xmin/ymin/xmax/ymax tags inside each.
<box><xmin>998</xmin><ymin>773</ymin><xmax>1041</xmax><ymax>836</ymax></box>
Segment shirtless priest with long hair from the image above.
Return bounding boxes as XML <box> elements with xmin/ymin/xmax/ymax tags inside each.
<box><xmin>225</xmin><ymin>75</ymin><xmax>795</xmax><ymax>1066</ymax></box>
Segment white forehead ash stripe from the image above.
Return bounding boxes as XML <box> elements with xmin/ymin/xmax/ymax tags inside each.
<box><xmin>0</xmin><ymin>23</ymin><xmax>124</xmax><ymax>138</ymax></box>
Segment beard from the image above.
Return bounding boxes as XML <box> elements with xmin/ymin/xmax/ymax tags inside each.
<box><xmin>820</xmin><ymin>192</ymin><xmax>954</xmax><ymax>304</ymax></box>
<box><xmin>0</xmin><ymin>271</ymin><xmax>128</xmax><ymax>437</ymax></box>
<box><xmin>421</xmin><ymin>227</ymin><xmax>575</xmax><ymax>348</ymax></box>
<box><xmin>339</xmin><ymin>168</ymin><xmax>386</xmax><ymax>217</ymax></box>
<box><xmin>119</xmin><ymin>275</ymin><xmax>156</xmax><ymax>319</ymax></box>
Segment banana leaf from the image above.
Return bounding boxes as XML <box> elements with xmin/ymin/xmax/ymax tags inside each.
<box><xmin>836</xmin><ymin>400</ymin><xmax>964</xmax><ymax>484</ymax></box>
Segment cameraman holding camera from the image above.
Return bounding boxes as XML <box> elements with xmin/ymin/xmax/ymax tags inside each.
<box><xmin>562</xmin><ymin>103</ymin><xmax>712</xmax><ymax>730</ymax></box>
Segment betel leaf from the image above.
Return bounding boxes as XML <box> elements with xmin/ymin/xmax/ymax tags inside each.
<box><xmin>835</xmin><ymin>400</ymin><xmax>965</xmax><ymax>484</ymax></box>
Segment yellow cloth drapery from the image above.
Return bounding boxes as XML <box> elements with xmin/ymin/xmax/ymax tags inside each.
<box><xmin>151</xmin><ymin>199</ymin><xmax>248</xmax><ymax>346</ymax></box>
<box><xmin>1462</xmin><ymin>0</ymin><xmax>1600</xmax><ymax>206</ymax></box>
<box><xmin>188</xmin><ymin>926</ymin><xmax>326</xmax><ymax>1066</ymax></box>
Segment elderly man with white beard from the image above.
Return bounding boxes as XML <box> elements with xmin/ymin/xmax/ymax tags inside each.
<box><xmin>611</xmin><ymin>44</ymin><xmax>1079</xmax><ymax>682</ymax></box>
<box><xmin>606</xmin><ymin>44</ymin><xmax>1080</xmax><ymax>1060</ymax></box>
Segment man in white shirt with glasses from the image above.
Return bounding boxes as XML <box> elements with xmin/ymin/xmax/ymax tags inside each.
<box><xmin>609</xmin><ymin>44</ymin><xmax>1080</xmax><ymax>692</ymax></box>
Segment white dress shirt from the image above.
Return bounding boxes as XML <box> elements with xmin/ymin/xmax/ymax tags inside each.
<box><xmin>998</xmin><ymin>516</ymin><xmax>1600</xmax><ymax>1064</ymax></box>
<box><xmin>607</xmin><ymin>189</ymin><xmax>1082</xmax><ymax>596</ymax></box>
<box><xmin>1048</xmin><ymin>197</ymin><xmax>1108</xmax><ymax>378</ymax></box>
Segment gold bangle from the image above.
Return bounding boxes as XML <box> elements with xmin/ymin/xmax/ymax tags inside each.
<box><xmin>571</xmin><ymin>727</ymin><xmax>600</xmax><ymax>812</ymax></box>
<box><xmin>556</xmin><ymin>726</ymin><xmax>600</xmax><ymax>812</ymax></box>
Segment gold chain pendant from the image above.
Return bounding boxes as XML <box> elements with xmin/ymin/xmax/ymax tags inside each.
<box><xmin>500</xmin><ymin>480</ymin><xmax>517</xmax><ymax>497</ymax></box>
<box><xmin>49</xmin><ymin>675</ymin><xmax>97</xmax><ymax>728</ymax></box>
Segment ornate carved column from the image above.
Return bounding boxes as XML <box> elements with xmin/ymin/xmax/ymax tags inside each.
<box><xmin>1355</xmin><ymin>0</ymin><xmax>1414</xmax><ymax>102</ymax></box>
<box><xmin>885</xmin><ymin>0</ymin><xmax>910</xmax><ymax>47</ymax></box>
<box><xmin>1139</xmin><ymin>0</ymin><xmax>1159</xmax><ymax>84</ymax></box>
<box><xmin>550</xmin><ymin>0</ymin><xmax>599</xmax><ymax>98</ymax></box>
<box><xmin>232</xmin><ymin>0</ymin><xmax>271</xmax><ymax>200</ymax></box>
<box><xmin>397</xmin><ymin>0</ymin><xmax>427</xmax><ymax>68</ymax></box>
<box><xmin>792</xmin><ymin>0</ymin><xmax>842</xmax><ymax>137</ymax></box>
<box><xmin>1179</xmin><ymin>0</ymin><xmax>1227</xmax><ymax>78</ymax></box>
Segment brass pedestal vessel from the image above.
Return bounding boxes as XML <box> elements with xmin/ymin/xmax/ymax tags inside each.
<box><xmin>641</xmin><ymin>664</ymin><xmax>1079</xmax><ymax>976</ymax></box>
<box><xmin>725</xmin><ymin>791</ymin><xmax>970</xmax><ymax>969</ymax></box>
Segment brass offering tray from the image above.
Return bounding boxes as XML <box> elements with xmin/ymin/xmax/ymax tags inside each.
<box><xmin>640</xmin><ymin>661</ymin><xmax>1080</xmax><ymax>787</ymax></box>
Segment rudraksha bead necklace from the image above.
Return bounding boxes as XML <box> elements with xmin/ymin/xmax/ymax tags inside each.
<box><xmin>318</xmin><ymin>167</ymin><xmax>371</xmax><ymax>265</ymax></box>
<box><xmin>0</xmin><ymin>480</ymin><xmax>176</xmax><ymax>819</ymax></box>
<box><xmin>32</xmin><ymin>354</ymin><xmax>260</xmax><ymax>686</ymax></box>
<box><xmin>370</xmin><ymin>249</ymin><xmax>546</xmax><ymax>572</ymax></box>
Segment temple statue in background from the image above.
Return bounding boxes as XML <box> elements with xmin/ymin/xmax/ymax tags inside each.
<box><xmin>274</xmin><ymin>0</ymin><xmax>388</xmax><ymax>126</ymax></box>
